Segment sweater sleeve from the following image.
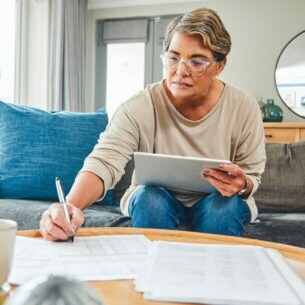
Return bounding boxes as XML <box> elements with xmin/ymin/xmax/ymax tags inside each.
<box><xmin>78</xmin><ymin>89</ymin><xmax>155</xmax><ymax>193</ymax></box>
<box><xmin>234</xmin><ymin>94</ymin><xmax>266</xmax><ymax>196</ymax></box>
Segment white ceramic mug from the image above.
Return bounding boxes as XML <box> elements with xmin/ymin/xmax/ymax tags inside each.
<box><xmin>0</xmin><ymin>219</ymin><xmax>17</xmax><ymax>295</ymax></box>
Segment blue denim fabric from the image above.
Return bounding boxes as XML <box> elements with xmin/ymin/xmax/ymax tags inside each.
<box><xmin>128</xmin><ymin>186</ymin><xmax>251</xmax><ymax>236</ymax></box>
<box><xmin>0</xmin><ymin>101</ymin><xmax>113</xmax><ymax>203</ymax></box>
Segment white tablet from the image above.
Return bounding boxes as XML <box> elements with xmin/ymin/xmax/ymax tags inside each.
<box><xmin>134</xmin><ymin>152</ymin><xmax>231</xmax><ymax>193</ymax></box>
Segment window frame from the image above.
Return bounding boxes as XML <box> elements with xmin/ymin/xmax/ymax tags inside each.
<box><xmin>95</xmin><ymin>15</ymin><xmax>175</xmax><ymax>110</ymax></box>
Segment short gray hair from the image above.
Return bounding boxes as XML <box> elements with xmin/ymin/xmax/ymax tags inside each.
<box><xmin>163</xmin><ymin>8</ymin><xmax>231</xmax><ymax>62</ymax></box>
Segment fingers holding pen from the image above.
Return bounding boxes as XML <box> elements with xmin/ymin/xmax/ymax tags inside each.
<box><xmin>47</xmin><ymin>203</ymin><xmax>77</xmax><ymax>239</ymax></box>
<box><xmin>49</xmin><ymin>203</ymin><xmax>75</xmax><ymax>237</ymax></box>
<box><xmin>39</xmin><ymin>202</ymin><xmax>84</xmax><ymax>241</ymax></box>
<box><xmin>40</xmin><ymin>206</ymin><xmax>70</xmax><ymax>241</ymax></box>
<box><xmin>69</xmin><ymin>206</ymin><xmax>84</xmax><ymax>234</ymax></box>
<box><xmin>39</xmin><ymin>215</ymin><xmax>57</xmax><ymax>241</ymax></box>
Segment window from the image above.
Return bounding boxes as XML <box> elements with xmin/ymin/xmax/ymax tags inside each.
<box><xmin>0</xmin><ymin>0</ymin><xmax>15</xmax><ymax>103</ymax></box>
<box><xmin>276</xmin><ymin>66</ymin><xmax>305</xmax><ymax>116</ymax></box>
<box><xmin>95</xmin><ymin>16</ymin><xmax>175</xmax><ymax>115</ymax></box>
<box><xmin>106</xmin><ymin>43</ymin><xmax>145</xmax><ymax>119</ymax></box>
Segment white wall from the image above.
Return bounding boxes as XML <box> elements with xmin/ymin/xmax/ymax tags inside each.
<box><xmin>87</xmin><ymin>0</ymin><xmax>305</xmax><ymax>121</ymax></box>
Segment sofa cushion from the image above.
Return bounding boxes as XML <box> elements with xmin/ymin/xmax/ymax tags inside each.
<box><xmin>0</xmin><ymin>199</ymin><xmax>131</xmax><ymax>230</ymax></box>
<box><xmin>254</xmin><ymin>141</ymin><xmax>305</xmax><ymax>213</ymax></box>
<box><xmin>0</xmin><ymin>101</ymin><xmax>111</xmax><ymax>202</ymax></box>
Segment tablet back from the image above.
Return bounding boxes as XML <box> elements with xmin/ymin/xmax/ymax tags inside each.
<box><xmin>134</xmin><ymin>152</ymin><xmax>231</xmax><ymax>193</ymax></box>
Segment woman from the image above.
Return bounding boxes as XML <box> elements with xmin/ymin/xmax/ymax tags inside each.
<box><xmin>40</xmin><ymin>8</ymin><xmax>266</xmax><ymax>240</ymax></box>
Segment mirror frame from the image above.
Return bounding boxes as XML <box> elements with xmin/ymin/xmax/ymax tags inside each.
<box><xmin>274</xmin><ymin>30</ymin><xmax>305</xmax><ymax>119</ymax></box>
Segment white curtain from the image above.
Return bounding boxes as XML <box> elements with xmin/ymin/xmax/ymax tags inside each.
<box><xmin>48</xmin><ymin>0</ymin><xmax>87</xmax><ymax>111</ymax></box>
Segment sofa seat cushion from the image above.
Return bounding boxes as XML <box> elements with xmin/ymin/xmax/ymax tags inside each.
<box><xmin>82</xmin><ymin>205</ymin><xmax>131</xmax><ymax>228</ymax></box>
<box><xmin>243</xmin><ymin>213</ymin><xmax>305</xmax><ymax>247</ymax></box>
<box><xmin>0</xmin><ymin>199</ymin><xmax>131</xmax><ymax>231</ymax></box>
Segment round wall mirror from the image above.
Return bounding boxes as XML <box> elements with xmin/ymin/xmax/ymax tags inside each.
<box><xmin>275</xmin><ymin>31</ymin><xmax>305</xmax><ymax>118</ymax></box>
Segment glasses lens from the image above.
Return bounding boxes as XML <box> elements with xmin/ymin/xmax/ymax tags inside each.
<box><xmin>161</xmin><ymin>54</ymin><xmax>211</xmax><ymax>75</ymax></box>
<box><xmin>188</xmin><ymin>59</ymin><xmax>208</xmax><ymax>75</ymax></box>
<box><xmin>162</xmin><ymin>54</ymin><xmax>179</xmax><ymax>70</ymax></box>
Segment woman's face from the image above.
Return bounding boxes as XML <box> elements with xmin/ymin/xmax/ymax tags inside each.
<box><xmin>164</xmin><ymin>32</ymin><xmax>226</xmax><ymax>103</ymax></box>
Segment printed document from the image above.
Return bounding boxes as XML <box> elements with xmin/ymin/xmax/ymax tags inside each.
<box><xmin>135</xmin><ymin>241</ymin><xmax>305</xmax><ymax>305</ymax></box>
<box><xmin>9</xmin><ymin>234</ymin><xmax>151</xmax><ymax>284</ymax></box>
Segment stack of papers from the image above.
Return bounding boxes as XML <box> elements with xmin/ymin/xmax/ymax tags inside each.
<box><xmin>135</xmin><ymin>241</ymin><xmax>305</xmax><ymax>305</ymax></box>
<box><xmin>10</xmin><ymin>235</ymin><xmax>305</xmax><ymax>305</ymax></box>
<box><xmin>9</xmin><ymin>235</ymin><xmax>151</xmax><ymax>284</ymax></box>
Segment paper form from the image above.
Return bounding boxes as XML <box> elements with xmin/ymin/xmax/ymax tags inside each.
<box><xmin>136</xmin><ymin>241</ymin><xmax>305</xmax><ymax>305</ymax></box>
<box><xmin>9</xmin><ymin>235</ymin><xmax>151</xmax><ymax>285</ymax></box>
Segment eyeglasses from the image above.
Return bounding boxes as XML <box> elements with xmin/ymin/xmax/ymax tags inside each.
<box><xmin>160</xmin><ymin>53</ymin><xmax>216</xmax><ymax>75</ymax></box>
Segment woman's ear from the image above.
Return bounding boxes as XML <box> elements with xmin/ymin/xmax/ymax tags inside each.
<box><xmin>215</xmin><ymin>57</ymin><xmax>227</xmax><ymax>77</ymax></box>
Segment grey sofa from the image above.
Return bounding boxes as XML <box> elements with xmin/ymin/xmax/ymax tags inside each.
<box><xmin>1</xmin><ymin>142</ymin><xmax>304</xmax><ymax>247</ymax></box>
<box><xmin>243</xmin><ymin>141</ymin><xmax>305</xmax><ymax>246</ymax></box>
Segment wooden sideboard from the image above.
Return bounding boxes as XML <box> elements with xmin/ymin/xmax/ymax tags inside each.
<box><xmin>263</xmin><ymin>122</ymin><xmax>305</xmax><ymax>143</ymax></box>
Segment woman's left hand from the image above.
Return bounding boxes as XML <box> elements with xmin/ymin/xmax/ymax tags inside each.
<box><xmin>201</xmin><ymin>163</ymin><xmax>252</xmax><ymax>197</ymax></box>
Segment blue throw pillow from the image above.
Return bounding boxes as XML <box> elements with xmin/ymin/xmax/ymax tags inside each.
<box><xmin>0</xmin><ymin>101</ymin><xmax>113</xmax><ymax>203</ymax></box>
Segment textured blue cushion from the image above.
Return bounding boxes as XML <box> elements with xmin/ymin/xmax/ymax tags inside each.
<box><xmin>0</xmin><ymin>101</ymin><xmax>112</xmax><ymax>203</ymax></box>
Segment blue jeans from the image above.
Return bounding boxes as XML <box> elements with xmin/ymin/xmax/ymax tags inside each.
<box><xmin>128</xmin><ymin>186</ymin><xmax>251</xmax><ymax>236</ymax></box>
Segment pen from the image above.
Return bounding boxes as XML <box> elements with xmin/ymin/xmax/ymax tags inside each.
<box><xmin>55</xmin><ymin>177</ymin><xmax>74</xmax><ymax>242</ymax></box>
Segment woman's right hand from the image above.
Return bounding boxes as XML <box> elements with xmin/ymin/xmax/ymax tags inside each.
<box><xmin>39</xmin><ymin>203</ymin><xmax>84</xmax><ymax>241</ymax></box>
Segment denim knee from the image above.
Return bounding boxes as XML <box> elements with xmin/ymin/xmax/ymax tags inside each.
<box><xmin>190</xmin><ymin>193</ymin><xmax>251</xmax><ymax>236</ymax></box>
<box><xmin>128</xmin><ymin>186</ymin><xmax>186</xmax><ymax>229</ymax></box>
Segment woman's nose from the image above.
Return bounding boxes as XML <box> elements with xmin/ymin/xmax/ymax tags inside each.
<box><xmin>175</xmin><ymin>60</ymin><xmax>190</xmax><ymax>76</ymax></box>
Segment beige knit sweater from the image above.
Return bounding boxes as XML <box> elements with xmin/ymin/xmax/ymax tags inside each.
<box><xmin>80</xmin><ymin>81</ymin><xmax>266</xmax><ymax>221</ymax></box>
